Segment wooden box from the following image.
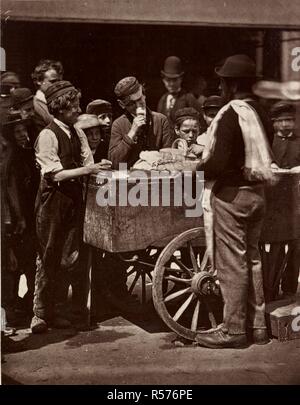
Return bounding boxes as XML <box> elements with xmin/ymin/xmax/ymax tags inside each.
<box><xmin>265</xmin><ymin>297</ymin><xmax>300</xmax><ymax>341</ymax></box>
<box><xmin>83</xmin><ymin>170</ymin><xmax>204</xmax><ymax>252</ymax></box>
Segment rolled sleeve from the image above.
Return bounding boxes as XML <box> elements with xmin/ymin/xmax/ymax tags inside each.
<box><xmin>35</xmin><ymin>129</ymin><xmax>63</xmax><ymax>176</ymax></box>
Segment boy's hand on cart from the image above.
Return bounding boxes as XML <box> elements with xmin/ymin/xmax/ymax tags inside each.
<box><xmin>88</xmin><ymin>160</ymin><xmax>112</xmax><ymax>174</ymax></box>
<box><xmin>188</xmin><ymin>144</ymin><xmax>204</xmax><ymax>157</ymax></box>
<box><xmin>290</xmin><ymin>165</ymin><xmax>300</xmax><ymax>173</ymax></box>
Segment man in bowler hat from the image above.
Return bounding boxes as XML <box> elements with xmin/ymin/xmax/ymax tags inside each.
<box><xmin>157</xmin><ymin>56</ymin><xmax>206</xmax><ymax>134</ymax></box>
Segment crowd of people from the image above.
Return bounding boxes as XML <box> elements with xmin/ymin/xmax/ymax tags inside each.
<box><xmin>1</xmin><ymin>54</ymin><xmax>299</xmax><ymax>349</ymax></box>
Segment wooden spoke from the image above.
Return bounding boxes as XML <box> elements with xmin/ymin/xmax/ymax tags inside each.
<box><xmin>146</xmin><ymin>271</ymin><xmax>153</xmax><ymax>281</ymax></box>
<box><xmin>164</xmin><ymin>275</ymin><xmax>191</xmax><ymax>284</ymax></box>
<box><xmin>188</xmin><ymin>241</ymin><xmax>198</xmax><ymax>273</ymax></box>
<box><xmin>141</xmin><ymin>271</ymin><xmax>146</xmax><ymax>305</ymax></box>
<box><xmin>126</xmin><ymin>267</ymin><xmax>137</xmax><ymax>277</ymax></box>
<box><xmin>199</xmin><ymin>249</ymin><xmax>209</xmax><ymax>272</ymax></box>
<box><xmin>164</xmin><ymin>286</ymin><xmax>191</xmax><ymax>303</ymax></box>
<box><xmin>128</xmin><ymin>271</ymin><xmax>140</xmax><ymax>294</ymax></box>
<box><xmin>191</xmin><ymin>300</ymin><xmax>200</xmax><ymax>331</ymax></box>
<box><xmin>173</xmin><ymin>293</ymin><xmax>195</xmax><ymax>322</ymax></box>
<box><xmin>163</xmin><ymin>266</ymin><xmax>184</xmax><ymax>274</ymax></box>
<box><xmin>172</xmin><ymin>257</ymin><xmax>193</xmax><ymax>277</ymax></box>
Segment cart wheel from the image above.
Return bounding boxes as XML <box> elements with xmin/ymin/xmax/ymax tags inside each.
<box><xmin>119</xmin><ymin>248</ymin><xmax>161</xmax><ymax>305</ymax></box>
<box><xmin>152</xmin><ymin>227</ymin><xmax>222</xmax><ymax>341</ymax></box>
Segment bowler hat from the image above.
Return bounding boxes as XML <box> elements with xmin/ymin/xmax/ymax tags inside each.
<box><xmin>10</xmin><ymin>88</ymin><xmax>33</xmax><ymax>108</ymax></box>
<box><xmin>161</xmin><ymin>56</ymin><xmax>184</xmax><ymax>78</ymax></box>
<box><xmin>270</xmin><ymin>101</ymin><xmax>296</xmax><ymax>120</ymax></box>
<box><xmin>45</xmin><ymin>80</ymin><xmax>76</xmax><ymax>104</ymax></box>
<box><xmin>215</xmin><ymin>54</ymin><xmax>257</xmax><ymax>78</ymax></box>
<box><xmin>86</xmin><ymin>99</ymin><xmax>112</xmax><ymax>115</ymax></box>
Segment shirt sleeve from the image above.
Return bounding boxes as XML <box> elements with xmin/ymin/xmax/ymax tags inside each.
<box><xmin>108</xmin><ymin>119</ymin><xmax>134</xmax><ymax>169</ymax></box>
<box><xmin>35</xmin><ymin>128</ymin><xmax>63</xmax><ymax>176</ymax></box>
<box><xmin>33</xmin><ymin>97</ymin><xmax>53</xmax><ymax>126</ymax></box>
<box><xmin>197</xmin><ymin>109</ymin><xmax>235</xmax><ymax>179</ymax></box>
<box><xmin>75</xmin><ymin>127</ymin><xmax>94</xmax><ymax>166</ymax></box>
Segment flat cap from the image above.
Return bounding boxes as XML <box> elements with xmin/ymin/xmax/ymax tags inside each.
<box><xmin>76</xmin><ymin>114</ymin><xmax>100</xmax><ymax>130</ymax></box>
<box><xmin>86</xmin><ymin>99</ymin><xmax>112</xmax><ymax>115</ymax></box>
<box><xmin>270</xmin><ymin>101</ymin><xmax>296</xmax><ymax>120</ymax></box>
<box><xmin>174</xmin><ymin>107</ymin><xmax>199</xmax><ymax>124</ymax></box>
<box><xmin>45</xmin><ymin>80</ymin><xmax>76</xmax><ymax>104</ymax></box>
<box><xmin>10</xmin><ymin>87</ymin><xmax>33</xmax><ymax>108</ymax></box>
<box><xmin>202</xmin><ymin>95</ymin><xmax>223</xmax><ymax>110</ymax></box>
<box><xmin>1</xmin><ymin>71</ymin><xmax>20</xmax><ymax>87</ymax></box>
<box><xmin>114</xmin><ymin>77</ymin><xmax>141</xmax><ymax>99</ymax></box>
<box><xmin>3</xmin><ymin>111</ymin><xmax>31</xmax><ymax>129</ymax></box>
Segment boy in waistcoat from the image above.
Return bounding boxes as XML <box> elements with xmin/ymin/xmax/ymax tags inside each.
<box><xmin>31</xmin><ymin>81</ymin><xmax>111</xmax><ymax>333</ymax></box>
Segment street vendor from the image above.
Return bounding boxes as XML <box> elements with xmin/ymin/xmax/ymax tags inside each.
<box><xmin>195</xmin><ymin>55</ymin><xmax>274</xmax><ymax>349</ymax></box>
<box><xmin>108</xmin><ymin>76</ymin><xmax>173</xmax><ymax>169</ymax></box>
<box><xmin>86</xmin><ymin>99</ymin><xmax>113</xmax><ymax>160</ymax></box>
<box><xmin>269</xmin><ymin>101</ymin><xmax>300</xmax><ymax>299</ymax></box>
<box><xmin>31</xmin><ymin>80</ymin><xmax>111</xmax><ymax>334</ymax></box>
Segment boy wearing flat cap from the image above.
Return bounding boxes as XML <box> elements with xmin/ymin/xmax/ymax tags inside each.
<box><xmin>86</xmin><ymin>99</ymin><xmax>113</xmax><ymax>161</ymax></box>
<box><xmin>157</xmin><ymin>56</ymin><xmax>206</xmax><ymax>135</ymax></box>
<box><xmin>269</xmin><ymin>101</ymin><xmax>300</xmax><ymax>300</ymax></box>
<box><xmin>270</xmin><ymin>101</ymin><xmax>300</xmax><ymax>169</ymax></box>
<box><xmin>109</xmin><ymin>76</ymin><xmax>173</xmax><ymax>169</ymax></box>
<box><xmin>31</xmin><ymin>81</ymin><xmax>110</xmax><ymax>333</ymax></box>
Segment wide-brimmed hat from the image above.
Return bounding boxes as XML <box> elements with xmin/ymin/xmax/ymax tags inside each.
<box><xmin>10</xmin><ymin>87</ymin><xmax>33</xmax><ymax>108</ymax></box>
<box><xmin>270</xmin><ymin>101</ymin><xmax>296</xmax><ymax>120</ymax></box>
<box><xmin>215</xmin><ymin>54</ymin><xmax>257</xmax><ymax>78</ymax></box>
<box><xmin>86</xmin><ymin>99</ymin><xmax>112</xmax><ymax>115</ymax></box>
<box><xmin>253</xmin><ymin>80</ymin><xmax>300</xmax><ymax>101</ymax></box>
<box><xmin>161</xmin><ymin>56</ymin><xmax>184</xmax><ymax>79</ymax></box>
<box><xmin>76</xmin><ymin>114</ymin><xmax>100</xmax><ymax>130</ymax></box>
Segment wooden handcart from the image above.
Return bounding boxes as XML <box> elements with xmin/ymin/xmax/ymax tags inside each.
<box><xmin>84</xmin><ymin>170</ymin><xmax>221</xmax><ymax>341</ymax></box>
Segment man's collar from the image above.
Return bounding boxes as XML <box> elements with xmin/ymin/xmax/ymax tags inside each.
<box><xmin>54</xmin><ymin>117</ymin><xmax>71</xmax><ymax>131</ymax></box>
<box><xmin>275</xmin><ymin>131</ymin><xmax>294</xmax><ymax>139</ymax></box>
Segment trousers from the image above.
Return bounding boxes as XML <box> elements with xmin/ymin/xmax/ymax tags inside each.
<box><xmin>33</xmin><ymin>187</ymin><xmax>83</xmax><ymax>321</ymax></box>
<box><xmin>213</xmin><ymin>184</ymin><xmax>267</xmax><ymax>334</ymax></box>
